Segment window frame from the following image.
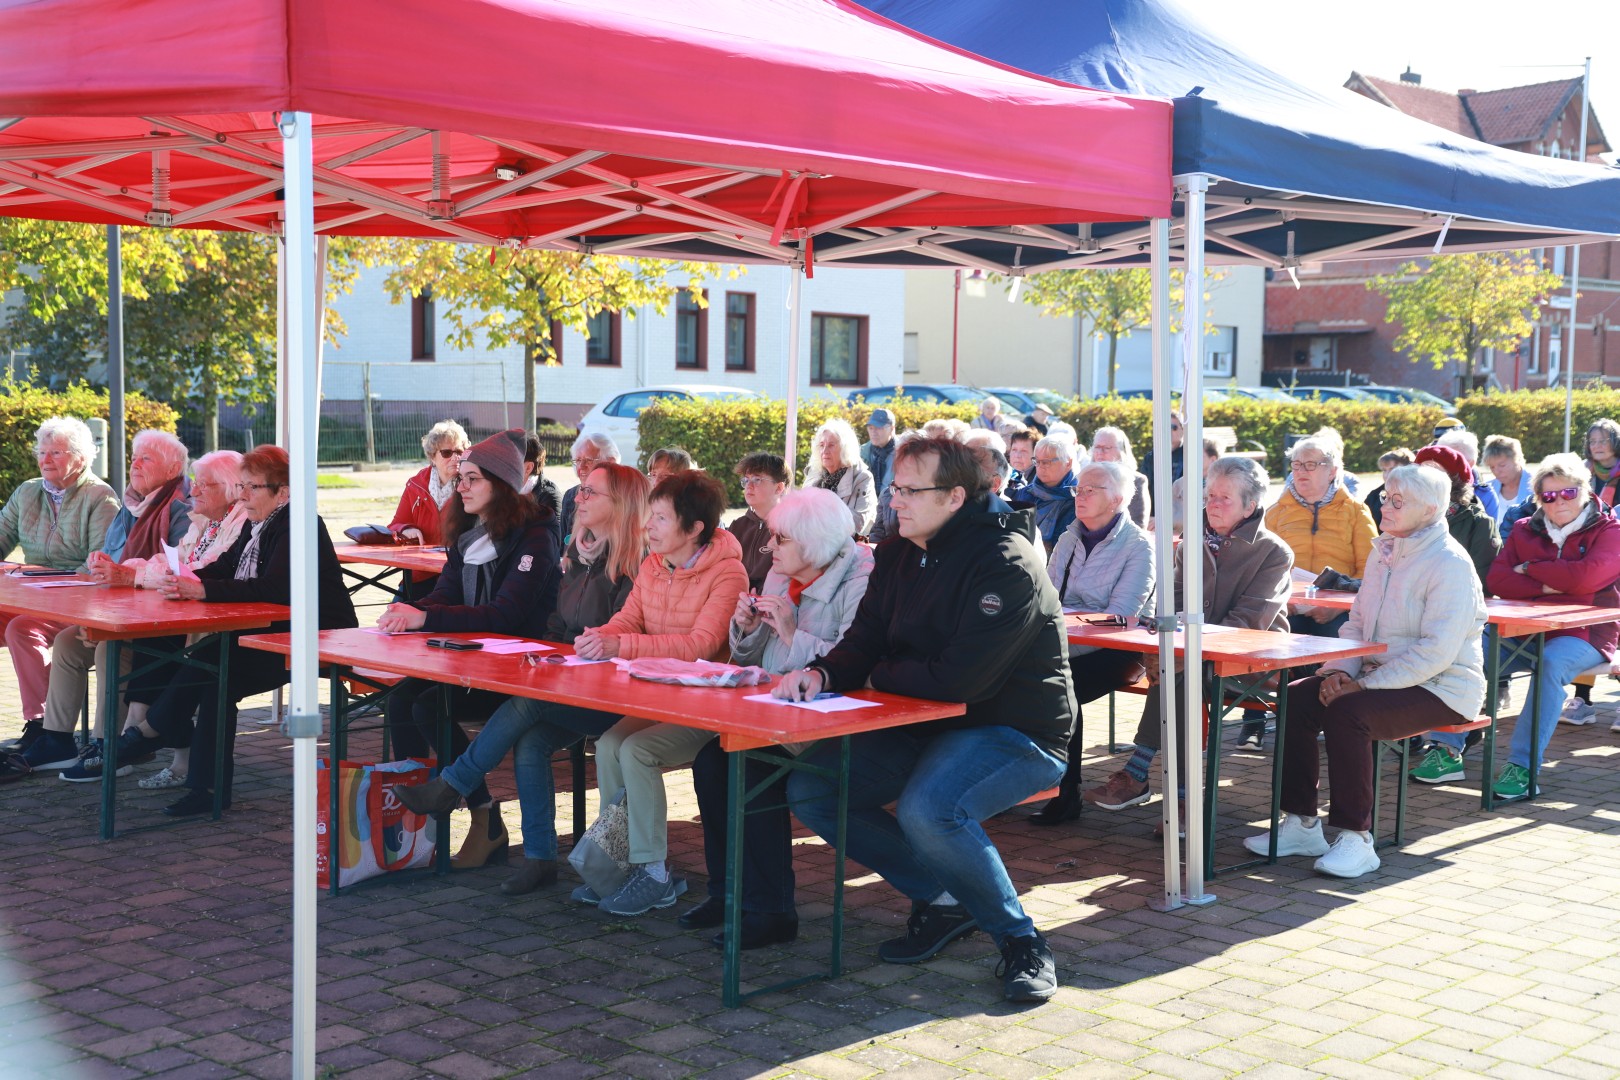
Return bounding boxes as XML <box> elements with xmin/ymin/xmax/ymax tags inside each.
<box><xmin>675</xmin><ymin>289</ymin><xmax>709</xmax><ymax>371</ymax></box>
<box><xmin>723</xmin><ymin>291</ymin><xmax>756</xmax><ymax>372</ymax></box>
<box><xmin>810</xmin><ymin>312</ymin><xmax>869</xmax><ymax>386</ymax></box>
<box><xmin>410</xmin><ymin>290</ymin><xmax>436</xmax><ymax>362</ymax></box>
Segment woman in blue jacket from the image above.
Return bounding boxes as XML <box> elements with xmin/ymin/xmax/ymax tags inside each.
<box><xmin>378</xmin><ymin>430</ymin><xmax>561</xmax><ymax>869</ymax></box>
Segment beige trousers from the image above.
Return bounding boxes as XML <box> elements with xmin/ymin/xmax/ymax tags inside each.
<box><xmin>593</xmin><ymin>717</ymin><xmax>716</xmax><ymax>865</ymax></box>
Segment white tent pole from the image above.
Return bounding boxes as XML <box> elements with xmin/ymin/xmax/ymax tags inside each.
<box><xmin>783</xmin><ymin>263</ymin><xmax>802</xmax><ymax>483</ymax></box>
<box><xmin>314</xmin><ymin>236</ymin><xmax>329</xmax><ymax>424</ymax></box>
<box><xmin>276</xmin><ymin>237</ymin><xmax>288</xmax><ymax>448</ymax></box>
<box><xmin>1146</xmin><ymin>216</ymin><xmax>1182</xmax><ymax>913</ymax></box>
<box><xmin>1561</xmin><ymin>56</ymin><xmax>1591</xmax><ymax>453</ymax></box>
<box><xmin>1181</xmin><ymin>174</ymin><xmax>1214</xmax><ymax>907</ymax></box>
<box><xmin>105</xmin><ymin>225</ymin><xmax>126</xmax><ymax>490</ymax></box>
<box><xmin>279</xmin><ymin>110</ymin><xmax>320</xmax><ymax>1080</ymax></box>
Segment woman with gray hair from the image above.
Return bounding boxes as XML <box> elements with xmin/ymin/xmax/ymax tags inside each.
<box><xmin>1084</xmin><ymin>456</ymin><xmax>1293</xmax><ymax>817</ymax></box>
<box><xmin>1251</xmin><ymin>463</ymin><xmax>1486</xmax><ymax>878</ymax></box>
<box><xmin>1089</xmin><ymin>425</ymin><xmax>1151</xmax><ymax>528</ymax></box>
<box><xmin>0</xmin><ymin>417</ymin><xmax>119</xmax><ymax>758</ymax></box>
<box><xmin>804</xmin><ymin>418</ymin><xmax>876</xmax><ymax>537</ymax></box>
<box><xmin>389</xmin><ymin>419</ymin><xmax>471</xmax><ymax>597</ymax></box>
<box><xmin>28</xmin><ymin>431</ymin><xmax>198</xmax><ymax>778</ymax></box>
<box><xmin>680</xmin><ymin>487</ymin><xmax>876</xmax><ymax>947</ymax></box>
<box><xmin>1416</xmin><ymin>453</ymin><xmax>1620</xmax><ymax>800</ymax></box>
<box><xmin>1031</xmin><ymin>459</ymin><xmax>1154</xmax><ymax>824</ymax></box>
<box><xmin>1265</xmin><ymin>433</ymin><xmax>1375</xmax><ymax>638</ymax></box>
<box><xmin>1025</xmin><ymin>433</ymin><xmax>1081</xmax><ymax>552</ymax></box>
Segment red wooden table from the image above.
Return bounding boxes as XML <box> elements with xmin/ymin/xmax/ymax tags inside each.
<box><xmin>333</xmin><ymin>543</ymin><xmax>448</xmax><ymax>599</ymax></box>
<box><xmin>1067</xmin><ymin>616</ymin><xmax>1387</xmax><ymax>875</ymax></box>
<box><xmin>242</xmin><ymin>628</ymin><xmax>967</xmax><ymax>1005</ymax></box>
<box><xmin>1290</xmin><ymin>582</ymin><xmax>1620</xmax><ymax>802</ymax></box>
<box><xmin>0</xmin><ymin>573</ymin><xmax>286</xmax><ymax>837</ymax></box>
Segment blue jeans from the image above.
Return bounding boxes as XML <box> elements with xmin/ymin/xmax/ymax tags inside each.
<box><xmin>787</xmin><ymin>725</ymin><xmax>1063</xmax><ymax>945</ymax></box>
<box><xmin>1431</xmin><ymin>634</ymin><xmax>1601</xmax><ymax>771</ymax></box>
<box><xmin>440</xmin><ymin>695</ymin><xmax>618</xmax><ymax>861</ymax></box>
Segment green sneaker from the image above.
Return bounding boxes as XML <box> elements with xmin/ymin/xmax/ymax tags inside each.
<box><xmin>1493</xmin><ymin>762</ymin><xmax>1532</xmax><ymax>802</ymax></box>
<box><xmin>1410</xmin><ymin>746</ymin><xmax>1464</xmax><ymax>785</ymax></box>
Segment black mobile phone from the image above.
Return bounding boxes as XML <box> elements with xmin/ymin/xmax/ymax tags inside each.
<box><xmin>426</xmin><ymin>638</ymin><xmax>483</xmax><ymax>651</ymax></box>
<box><xmin>18</xmin><ymin>568</ymin><xmax>75</xmax><ymax>577</ymax></box>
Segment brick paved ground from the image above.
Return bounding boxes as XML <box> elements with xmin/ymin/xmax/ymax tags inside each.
<box><xmin>6</xmin><ymin>675</ymin><xmax>1620</xmax><ymax>1079</ymax></box>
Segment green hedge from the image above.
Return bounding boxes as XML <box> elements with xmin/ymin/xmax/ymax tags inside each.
<box><xmin>0</xmin><ymin>383</ymin><xmax>177</xmax><ymax>494</ymax></box>
<box><xmin>638</xmin><ymin>396</ymin><xmax>977</xmax><ymax>504</ymax></box>
<box><xmin>1455</xmin><ymin>387</ymin><xmax>1620</xmax><ymax>464</ymax></box>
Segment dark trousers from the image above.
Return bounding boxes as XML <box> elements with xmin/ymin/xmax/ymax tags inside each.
<box><xmin>385</xmin><ymin>679</ymin><xmax>506</xmax><ymax>808</ymax></box>
<box><xmin>145</xmin><ymin>635</ymin><xmax>291</xmax><ymax>799</ymax></box>
<box><xmin>119</xmin><ymin>637</ymin><xmax>187</xmax><ymax>707</ymax></box>
<box><xmin>1055</xmin><ymin>648</ymin><xmax>1148</xmax><ymax>793</ymax></box>
<box><xmin>1289</xmin><ymin>611</ymin><xmax>1350</xmax><ymax>639</ymax></box>
<box><xmin>691</xmin><ymin>738</ymin><xmax>796</xmax><ymax>914</ymax></box>
<box><xmin>1281</xmin><ymin>675</ymin><xmax>1468</xmax><ymax>832</ymax></box>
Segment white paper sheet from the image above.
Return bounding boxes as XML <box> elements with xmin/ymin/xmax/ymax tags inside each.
<box><xmin>742</xmin><ymin>693</ymin><xmax>881</xmax><ymax>713</ymax></box>
<box><xmin>161</xmin><ymin>540</ymin><xmax>182</xmax><ymax>575</ymax></box>
<box><xmin>22</xmin><ymin>579</ymin><xmax>102</xmax><ymax>589</ymax></box>
<box><xmin>468</xmin><ymin>638</ymin><xmax>555</xmax><ymax>656</ymax></box>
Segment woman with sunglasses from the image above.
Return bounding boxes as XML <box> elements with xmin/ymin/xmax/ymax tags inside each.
<box><xmin>388</xmin><ymin>420</ymin><xmax>471</xmax><ymax>598</ymax></box>
<box><xmin>397</xmin><ymin>462</ymin><xmax>650</xmax><ymax>895</ymax></box>
<box><xmin>679</xmin><ymin>487</ymin><xmax>874</xmax><ymax>949</ymax></box>
<box><xmin>1416</xmin><ymin>454</ymin><xmax>1620</xmax><ymax>802</ymax></box>
<box><xmin>376</xmin><ymin>430</ymin><xmax>561</xmax><ymax>868</ymax></box>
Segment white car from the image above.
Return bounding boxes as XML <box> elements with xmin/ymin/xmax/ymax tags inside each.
<box><xmin>576</xmin><ymin>384</ymin><xmax>762</xmax><ymax>468</ymax></box>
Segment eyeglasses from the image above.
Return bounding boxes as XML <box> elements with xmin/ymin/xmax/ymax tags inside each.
<box><xmin>764</xmin><ymin>532</ymin><xmax>794</xmax><ymax>548</ymax></box>
<box><xmin>35</xmin><ymin>448</ymin><xmax>74</xmax><ymax>459</ymax></box>
<box><xmin>887</xmin><ymin>483</ymin><xmax>949</xmax><ymax>499</ymax></box>
<box><xmin>1033</xmin><ymin>456</ymin><xmax>1063</xmax><ymax>468</ymax></box>
<box><xmin>739</xmin><ymin>476</ymin><xmax>775</xmax><ymax>488</ymax></box>
<box><xmin>571</xmin><ymin>456</ymin><xmax>599</xmax><ymax>470</ymax></box>
<box><xmin>575</xmin><ymin>484</ymin><xmax>604</xmax><ymax>502</ymax></box>
<box><xmin>1539</xmin><ymin>486</ymin><xmax>1583</xmax><ymax>505</ymax></box>
<box><xmin>1073</xmin><ymin>485</ymin><xmax>1110</xmax><ymax>498</ymax></box>
<box><xmin>1379</xmin><ymin>491</ymin><xmax>1406</xmax><ymax>510</ymax></box>
<box><xmin>433</xmin><ymin>447</ymin><xmax>465</xmax><ymax>460</ymax></box>
<box><xmin>454</xmin><ymin>473</ymin><xmax>486</xmax><ymax>489</ymax></box>
<box><xmin>242</xmin><ymin>482</ymin><xmax>281</xmax><ymax>494</ymax></box>
<box><xmin>1290</xmin><ymin>459</ymin><xmax>1331</xmax><ymax>473</ymax></box>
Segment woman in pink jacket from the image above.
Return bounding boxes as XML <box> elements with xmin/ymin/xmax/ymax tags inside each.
<box><xmin>1420</xmin><ymin>453</ymin><xmax>1620</xmax><ymax>801</ymax></box>
<box><xmin>574</xmin><ymin>470</ymin><xmax>750</xmax><ymax>917</ymax></box>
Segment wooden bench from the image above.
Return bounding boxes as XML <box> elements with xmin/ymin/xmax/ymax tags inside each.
<box><xmin>1205</xmin><ymin>425</ymin><xmax>1268</xmax><ymax>464</ymax></box>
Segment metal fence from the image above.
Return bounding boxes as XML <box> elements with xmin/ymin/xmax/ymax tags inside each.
<box><xmin>319</xmin><ymin>360</ymin><xmax>514</xmax><ymax>464</ymax></box>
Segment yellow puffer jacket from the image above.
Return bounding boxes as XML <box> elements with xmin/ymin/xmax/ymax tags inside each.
<box><xmin>1264</xmin><ymin>485</ymin><xmax>1376</xmax><ymax>578</ymax></box>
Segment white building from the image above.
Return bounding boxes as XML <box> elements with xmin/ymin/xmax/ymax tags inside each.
<box><xmin>324</xmin><ymin>263</ymin><xmax>906</xmax><ymax>430</ymax></box>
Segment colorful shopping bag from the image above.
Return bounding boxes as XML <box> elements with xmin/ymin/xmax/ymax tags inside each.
<box><xmin>316</xmin><ymin>758</ymin><xmax>437</xmax><ymax>888</ymax></box>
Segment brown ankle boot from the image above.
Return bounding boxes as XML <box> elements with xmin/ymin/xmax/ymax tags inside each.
<box><xmin>450</xmin><ymin>803</ymin><xmax>509</xmax><ymax>869</ymax></box>
<box><xmin>499</xmin><ymin>858</ymin><xmax>558</xmax><ymax>896</ymax></box>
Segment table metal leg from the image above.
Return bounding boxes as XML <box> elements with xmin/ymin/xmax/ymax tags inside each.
<box><xmin>1483</xmin><ymin>625</ymin><xmax>1502</xmax><ymax>812</ymax></box>
<box><xmin>211</xmin><ymin>634</ymin><xmax>232</xmax><ymax>821</ymax></box>
<box><xmin>99</xmin><ymin>638</ymin><xmax>123</xmax><ymax>841</ymax></box>
<box><xmin>831</xmin><ymin>736</ymin><xmax>849</xmax><ymax>980</ymax></box>
<box><xmin>434</xmin><ymin>684</ymin><xmax>453</xmax><ymax>876</ymax></box>
<box><xmin>1202</xmin><ymin>668</ymin><xmax>1224</xmax><ymax>880</ymax></box>
<box><xmin>328</xmin><ymin>664</ymin><xmax>346</xmax><ymax>898</ymax></box>
<box><xmin>1266</xmin><ymin>669</ymin><xmax>1293</xmax><ymax>863</ymax></box>
<box><xmin>722</xmin><ymin>747</ymin><xmax>746</xmax><ymax>1008</ymax></box>
<box><xmin>1528</xmin><ymin>631</ymin><xmax>1545</xmax><ymax>801</ymax></box>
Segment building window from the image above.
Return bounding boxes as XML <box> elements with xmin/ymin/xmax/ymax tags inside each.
<box><xmin>410</xmin><ymin>290</ymin><xmax>435</xmax><ymax>361</ymax></box>
<box><xmin>1203</xmin><ymin>325</ymin><xmax>1236</xmax><ymax>378</ymax></box>
<box><xmin>811</xmin><ymin>313</ymin><xmax>868</xmax><ymax>385</ymax></box>
<box><xmin>586</xmin><ymin>309</ymin><xmax>622</xmax><ymax>367</ymax></box>
<box><xmin>724</xmin><ymin>292</ymin><xmax>755</xmax><ymax>371</ymax></box>
<box><xmin>675</xmin><ymin>290</ymin><xmax>708</xmax><ymax>369</ymax></box>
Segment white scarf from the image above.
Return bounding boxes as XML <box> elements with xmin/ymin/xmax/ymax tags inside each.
<box><xmin>1546</xmin><ymin>500</ymin><xmax>1598</xmax><ymax>550</ymax></box>
<box><xmin>428</xmin><ymin>468</ymin><xmax>455</xmax><ymax>510</ymax></box>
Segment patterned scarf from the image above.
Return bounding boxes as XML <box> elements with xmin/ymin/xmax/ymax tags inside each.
<box><xmin>816</xmin><ymin>467</ymin><xmax>848</xmax><ymax>493</ymax></box>
<box><xmin>234</xmin><ymin>503</ymin><xmax>285</xmax><ymax>581</ymax></box>
<box><xmin>1023</xmin><ymin>471</ymin><xmax>1077</xmax><ymax>543</ymax></box>
<box><xmin>1284</xmin><ymin>474</ymin><xmax>1341</xmax><ymax>535</ymax></box>
<box><xmin>428</xmin><ymin>468</ymin><xmax>456</xmax><ymax>510</ymax></box>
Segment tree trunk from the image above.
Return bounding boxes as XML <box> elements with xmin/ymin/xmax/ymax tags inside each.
<box><xmin>1106</xmin><ymin>333</ymin><xmax>1119</xmax><ymax>395</ymax></box>
<box><xmin>523</xmin><ymin>330</ymin><xmax>537</xmax><ymax>434</ymax></box>
<box><xmin>200</xmin><ymin>372</ymin><xmax>219</xmax><ymax>452</ymax></box>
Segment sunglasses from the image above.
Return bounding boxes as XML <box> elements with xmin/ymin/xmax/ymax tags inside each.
<box><xmin>434</xmin><ymin>447</ymin><xmax>465</xmax><ymax>460</ymax></box>
<box><xmin>1538</xmin><ymin>486</ymin><xmax>1583</xmax><ymax>505</ymax></box>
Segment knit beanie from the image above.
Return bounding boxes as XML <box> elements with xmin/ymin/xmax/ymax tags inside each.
<box><xmin>463</xmin><ymin>428</ymin><xmax>527</xmax><ymax>493</ymax></box>
<box><xmin>1414</xmin><ymin>444</ymin><xmax>1470</xmax><ymax>488</ymax></box>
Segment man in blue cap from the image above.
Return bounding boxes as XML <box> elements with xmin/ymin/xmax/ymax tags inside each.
<box><xmin>862</xmin><ymin>408</ymin><xmax>898</xmax><ymax>542</ymax></box>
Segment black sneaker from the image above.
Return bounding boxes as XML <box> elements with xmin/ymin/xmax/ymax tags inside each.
<box><xmin>58</xmin><ymin>739</ymin><xmax>133</xmax><ymax>783</ymax></box>
<box><xmin>877</xmin><ymin>902</ymin><xmax>977</xmax><ymax>964</ymax></box>
<box><xmin>114</xmin><ymin>727</ymin><xmax>162</xmax><ymax>766</ymax></box>
<box><xmin>20</xmin><ymin>730</ymin><xmax>79</xmax><ymax>771</ymax></box>
<box><xmin>997</xmin><ymin>932</ymin><xmax>1058</xmax><ymax>1002</ymax></box>
<box><xmin>0</xmin><ymin>720</ymin><xmax>43</xmax><ymax>754</ymax></box>
<box><xmin>1236</xmin><ymin>720</ymin><xmax>1265</xmax><ymax>750</ymax></box>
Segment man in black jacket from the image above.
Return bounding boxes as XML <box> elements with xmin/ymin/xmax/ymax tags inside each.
<box><xmin>777</xmin><ymin>436</ymin><xmax>1075</xmax><ymax>1003</ymax></box>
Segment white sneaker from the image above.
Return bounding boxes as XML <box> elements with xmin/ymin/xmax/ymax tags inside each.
<box><xmin>1560</xmin><ymin>698</ymin><xmax>1596</xmax><ymax>726</ymax></box>
<box><xmin>1611</xmin><ymin>714</ymin><xmax>1620</xmax><ymax>735</ymax></box>
<box><xmin>1243</xmin><ymin>813</ymin><xmax>1330</xmax><ymax>857</ymax></box>
<box><xmin>138</xmin><ymin>766</ymin><xmax>187</xmax><ymax>789</ymax></box>
<box><xmin>1313</xmin><ymin>830</ymin><xmax>1381</xmax><ymax>879</ymax></box>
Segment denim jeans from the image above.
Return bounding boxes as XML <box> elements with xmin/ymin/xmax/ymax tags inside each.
<box><xmin>439</xmin><ymin>695</ymin><xmax>618</xmax><ymax>861</ymax></box>
<box><xmin>1431</xmin><ymin>633</ymin><xmax>1601</xmax><ymax>771</ymax></box>
<box><xmin>787</xmin><ymin>725</ymin><xmax>1064</xmax><ymax>945</ymax></box>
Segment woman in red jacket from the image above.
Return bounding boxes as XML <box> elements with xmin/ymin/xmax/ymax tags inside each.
<box><xmin>388</xmin><ymin>420</ymin><xmax>470</xmax><ymax>597</ymax></box>
<box><xmin>1418</xmin><ymin>453</ymin><xmax>1620</xmax><ymax>801</ymax></box>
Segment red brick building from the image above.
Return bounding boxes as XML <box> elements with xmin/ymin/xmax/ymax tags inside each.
<box><xmin>1264</xmin><ymin>69</ymin><xmax>1617</xmax><ymax>399</ymax></box>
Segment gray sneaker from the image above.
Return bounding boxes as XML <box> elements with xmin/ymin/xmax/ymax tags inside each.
<box><xmin>597</xmin><ymin>866</ymin><xmax>687</xmax><ymax>916</ymax></box>
<box><xmin>570</xmin><ymin>883</ymin><xmax>602</xmax><ymax>905</ymax></box>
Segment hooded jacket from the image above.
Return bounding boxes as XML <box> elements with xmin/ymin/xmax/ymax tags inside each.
<box><xmin>0</xmin><ymin>470</ymin><xmax>120</xmax><ymax>572</ymax></box>
<box><xmin>1446</xmin><ymin>491</ymin><xmax>1502</xmax><ymax>592</ymax></box>
<box><xmin>730</xmin><ymin>537</ymin><xmax>874</xmax><ymax>674</ymax></box>
<box><xmin>413</xmin><ymin>517</ymin><xmax>560</xmax><ymax>638</ymax></box>
<box><xmin>546</xmin><ymin>537</ymin><xmax>637</xmax><ymax>643</ymax></box>
<box><xmin>1323</xmin><ymin>521</ymin><xmax>1487</xmax><ymax>720</ymax></box>
<box><xmin>389</xmin><ymin>465</ymin><xmax>448</xmax><ymax>583</ymax></box>
<box><xmin>1264</xmin><ymin>483</ymin><xmax>1375</xmax><ymax>579</ymax></box>
<box><xmin>1489</xmin><ymin>501</ymin><xmax>1620</xmax><ymax>658</ymax></box>
<box><xmin>600</xmin><ymin>526</ymin><xmax>750</xmax><ymax>661</ymax></box>
<box><xmin>810</xmin><ymin>496</ymin><xmax>1077</xmax><ymax>758</ymax></box>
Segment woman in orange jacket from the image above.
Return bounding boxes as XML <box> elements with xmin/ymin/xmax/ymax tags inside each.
<box><xmin>1264</xmin><ymin>434</ymin><xmax>1375</xmax><ymax>638</ymax></box>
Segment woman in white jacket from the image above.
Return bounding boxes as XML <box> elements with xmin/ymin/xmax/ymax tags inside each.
<box><xmin>803</xmin><ymin>418</ymin><xmax>877</xmax><ymax>538</ymax></box>
<box><xmin>1248</xmin><ymin>464</ymin><xmax>1487</xmax><ymax>879</ymax></box>
<box><xmin>679</xmin><ymin>487</ymin><xmax>875</xmax><ymax>949</ymax></box>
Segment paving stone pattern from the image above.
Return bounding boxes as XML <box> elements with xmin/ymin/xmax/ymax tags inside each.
<box><xmin>6</xmin><ymin>677</ymin><xmax>1620</xmax><ymax>1078</ymax></box>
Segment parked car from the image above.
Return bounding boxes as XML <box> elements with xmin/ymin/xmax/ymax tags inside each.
<box><xmin>1229</xmin><ymin>386</ymin><xmax>1297</xmax><ymax>403</ymax></box>
<box><xmin>1116</xmin><ymin>387</ymin><xmax>1230</xmax><ymax>402</ymax></box>
<box><xmin>845</xmin><ymin>384</ymin><xmax>1020</xmax><ymax>411</ymax></box>
<box><xmin>1358</xmin><ymin>385</ymin><xmax>1457</xmax><ymax>414</ymax></box>
<box><xmin>984</xmin><ymin>386</ymin><xmax>1074</xmax><ymax>416</ymax></box>
<box><xmin>576</xmin><ymin>384</ymin><xmax>762</xmax><ymax>467</ymax></box>
<box><xmin>1284</xmin><ymin>386</ymin><xmax>1377</xmax><ymax>404</ymax></box>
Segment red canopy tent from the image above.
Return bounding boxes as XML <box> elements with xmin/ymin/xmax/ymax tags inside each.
<box><xmin>1</xmin><ymin>1</ymin><xmax>1172</xmax><ymax>1071</ymax></box>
